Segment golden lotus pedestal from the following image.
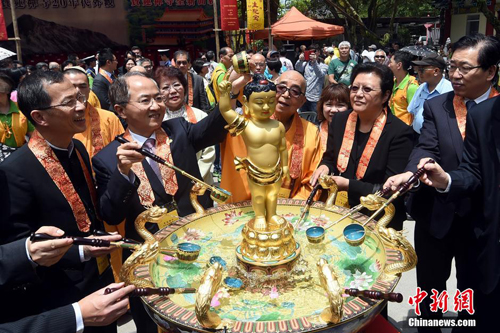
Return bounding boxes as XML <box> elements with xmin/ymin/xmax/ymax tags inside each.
<box><xmin>236</xmin><ymin>217</ymin><xmax>301</xmax><ymax>275</ymax></box>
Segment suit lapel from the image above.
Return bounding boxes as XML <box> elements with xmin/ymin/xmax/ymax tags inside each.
<box><xmin>443</xmin><ymin>93</ymin><xmax>463</xmax><ymax>162</ymax></box>
<box><xmin>492</xmin><ymin>104</ymin><xmax>500</xmax><ymax>165</ymax></box>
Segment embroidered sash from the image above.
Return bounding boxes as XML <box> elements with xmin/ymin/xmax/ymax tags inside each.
<box><xmin>289</xmin><ymin>114</ymin><xmax>304</xmax><ymax>180</ymax></box>
<box><xmin>187</xmin><ymin>73</ymin><xmax>194</xmax><ymax>107</ymax></box>
<box><xmin>123</xmin><ymin>129</ymin><xmax>178</xmax><ymax>206</ymax></box>
<box><xmin>28</xmin><ymin>130</ymin><xmax>97</xmax><ymax>232</ymax></box>
<box><xmin>337</xmin><ymin>109</ymin><xmax>387</xmax><ymax>180</ymax></box>
<box><xmin>320</xmin><ymin>120</ymin><xmax>329</xmax><ymax>153</ymax></box>
<box><xmin>185</xmin><ymin>104</ymin><xmax>198</xmax><ymax>124</ymax></box>
<box><xmin>87</xmin><ymin>104</ymin><xmax>105</xmax><ymax>156</ymax></box>
<box><xmin>453</xmin><ymin>88</ymin><xmax>499</xmax><ymax>140</ymax></box>
<box><xmin>99</xmin><ymin>68</ymin><xmax>114</xmax><ymax>84</ymax></box>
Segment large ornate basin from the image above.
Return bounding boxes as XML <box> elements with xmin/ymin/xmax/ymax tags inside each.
<box><xmin>135</xmin><ymin>199</ymin><xmax>408</xmax><ymax>333</ymax></box>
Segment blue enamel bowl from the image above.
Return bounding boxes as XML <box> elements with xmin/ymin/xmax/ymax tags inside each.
<box><xmin>343</xmin><ymin>224</ymin><xmax>366</xmax><ymax>246</ymax></box>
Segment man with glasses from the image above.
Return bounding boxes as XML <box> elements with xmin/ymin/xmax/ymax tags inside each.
<box><xmin>92</xmin><ymin>72</ymin><xmax>227</xmax><ymax>331</ymax></box>
<box><xmin>0</xmin><ymin>70</ymin><xmax>120</xmax><ymax>332</ymax></box>
<box><xmin>384</xmin><ymin>34</ymin><xmax>500</xmax><ymax>332</ymax></box>
<box><xmin>173</xmin><ymin>50</ymin><xmax>210</xmax><ymax>111</ymax></box>
<box><xmin>137</xmin><ymin>58</ymin><xmax>154</xmax><ymax>77</ymax></box>
<box><xmin>228</xmin><ymin>53</ymin><xmax>268</xmax><ymax>109</ymax></box>
<box><xmin>295</xmin><ymin>46</ymin><xmax>329</xmax><ymax>114</ymax></box>
<box><xmin>374</xmin><ymin>49</ymin><xmax>387</xmax><ymax>65</ymax></box>
<box><xmin>221</xmin><ymin>70</ymin><xmax>322</xmax><ymax>202</ymax></box>
<box><xmin>64</xmin><ymin>67</ymin><xmax>124</xmax><ymax>158</ymax></box>
<box><xmin>407</xmin><ymin>54</ymin><xmax>452</xmax><ymax>134</ymax></box>
<box><xmin>92</xmin><ymin>48</ymin><xmax>118</xmax><ymax>111</ymax></box>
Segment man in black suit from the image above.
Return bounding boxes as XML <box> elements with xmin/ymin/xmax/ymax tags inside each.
<box><xmin>92</xmin><ymin>72</ymin><xmax>227</xmax><ymax>332</ymax></box>
<box><xmin>385</xmin><ymin>34</ymin><xmax>500</xmax><ymax>332</ymax></box>
<box><xmin>173</xmin><ymin>50</ymin><xmax>210</xmax><ymax>111</ymax></box>
<box><xmin>0</xmin><ymin>70</ymin><xmax>120</xmax><ymax>331</ymax></box>
<box><xmin>92</xmin><ymin>48</ymin><xmax>118</xmax><ymax>111</ymax></box>
<box><xmin>0</xmin><ymin>226</ymin><xmax>134</xmax><ymax>333</ymax></box>
<box><xmin>417</xmin><ymin>94</ymin><xmax>500</xmax><ymax>331</ymax></box>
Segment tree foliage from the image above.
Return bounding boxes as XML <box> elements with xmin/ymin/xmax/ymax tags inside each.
<box><xmin>281</xmin><ymin>0</ymin><xmax>439</xmax><ymax>44</ymax></box>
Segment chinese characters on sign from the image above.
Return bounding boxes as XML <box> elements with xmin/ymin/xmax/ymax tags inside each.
<box><xmin>247</xmin><ymin>0</ymin><xmax>263</xmax><ymax>31</ymax></box>
<box><xmin>0</xmin><ymin>0</ymin><xmax>214</xmax><ymax>9</ymax></box>
<box><xmin>220</xmin><ymin>0</ymin><xmax>239</xmax><ymax>31</ymax></box>
<box><xmin>409</xmin><ymin>288</ymin><xmax>475</xmax><ymax>316</ymax></box>
<box><xmin>1</xmin><ymin>0</ymin><xmax>115</xmax><ymax>9</ymax></box>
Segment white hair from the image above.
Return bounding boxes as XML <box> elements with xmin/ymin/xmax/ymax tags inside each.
<box><xmin>339</xmin><ymin>41</ymin><xmax>351</xmax><ymax>49</ymax></box>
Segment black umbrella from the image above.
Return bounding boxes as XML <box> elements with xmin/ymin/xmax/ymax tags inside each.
<box><xmin>400</xmin><ymin>45</ymin><xmax>436</xmax><ymax>58</ymax></box>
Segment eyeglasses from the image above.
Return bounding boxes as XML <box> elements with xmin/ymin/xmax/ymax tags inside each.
<box><xmin>176</xmin><ymin>61</ymin><xmax>189</xmax><ymax>66</ymax></box>
<box><xmin>130</xmin><ymin>95</ymin><xmax>164</xmax><ymax>107</ymax></box>
<box><xmin>144</xmin><ymin>65</ymin><xmax>153</xmax><ymax>70</ymax></box>
<box><xmin>38</xmin><ymin>93</ymin><xmax>86</xmax><ymax>110</ymax></box>
<box><xmin>162</xmin><ymin>83</ymin><xmax>183</xmax><ymax>92</ymax></box>
<box><xmin>374</xmin><ymin>56</ymin><xmax>385</xmax><ymax>59</ymax></box>
<box><xmin>350</xmin><ymin>85</ymin><xmax>381</xmax><ymax>94</ymax></box>
<box><xmin>276</xmin><ymin>84</ymin><xmax>304</xmax><ymax>98</ymax></box>
<box><xmin>447</xmin><ymin>64</ymin><xmax>482</xmax><ymax>75</ymax></box>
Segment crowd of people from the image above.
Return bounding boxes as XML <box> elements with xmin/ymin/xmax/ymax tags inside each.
<box><xmin>0</xmin><ymin>33</ymin><xmax>499</xmax><ymax>332</ymax></box>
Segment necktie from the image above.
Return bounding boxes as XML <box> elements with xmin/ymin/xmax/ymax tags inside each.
<box><xmin>142</xmin><ymin>138</ymin><xmax>162</xmax><ymax>182</ymax></box>
<box><xmin>466</xmin><ymin>100</ymin><xmax>476</xmax><ymax>111</ymax></box>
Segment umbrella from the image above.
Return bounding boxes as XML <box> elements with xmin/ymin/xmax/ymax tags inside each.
<box><xmin>400</xmin><ymin>46</ymin><xmax>436</xmax><ymax>58</ymax></box>
<box><xmin>0</xmin><ymin>47</ymin><xmax>16</xmax><ymax>61</ymax></box>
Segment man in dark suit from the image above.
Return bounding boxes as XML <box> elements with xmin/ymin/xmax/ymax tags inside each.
<box><xmin>173</xmin><ymin>50</ymin><xmax>210</xmax><ymax>111</ymax></box>
<box><xmin>417</xmin><ymin>94</ymin><xmax>500</xmax><ymax>331</ymax></box>
<box><xmin>0</xmin><ymin>226</ymin><xmax>134</xmax><ymax>333</ymax></box>
<box><xmin>0</xmin><ymin>227</ymin><xmax>135</xmax><ymax>333</ymax></box>
<box><xmin>92</xmin><ymin>48</ymin><xmax>118</xmax><ymax>111</ymax></box>
<box><xmin>92</xmin><ymin>72</ymin><xmax>227</xmax><ymax>332</ymax></box>
<box><xmin>385</xmin><ymin>34</ymin><xmax>500</xmax><ymax>332</ymax></box>
<box><xmin>0</xmin><ymin>70</ymin><xmax>120</xmax><ymax>331</ymax></box>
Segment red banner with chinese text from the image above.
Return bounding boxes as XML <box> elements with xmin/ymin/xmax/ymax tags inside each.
<box><xmin>0</xmin><ymin>2</ymin><xmax>8</xmax><ymax>41</ymax></box>
<box><xmin>220</xmin><ymin>0</ymin><xmax>240</xmax><ymax>31</ymax></box>
<box><xmin>247</xmin><ymin>0</ymin><xmax>264</xmax><ymax>31</ymax></box>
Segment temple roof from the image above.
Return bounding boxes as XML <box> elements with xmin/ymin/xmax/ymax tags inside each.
<box><xmin>155</xmin><ymin>8</ymin><xmax>213</xmax><ymax>22</ymax></box>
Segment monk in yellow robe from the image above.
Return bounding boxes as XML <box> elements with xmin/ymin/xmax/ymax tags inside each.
<box><xmin>87</xmin><ymin>90</ymin><xmax>102</xmax><ymax>109</ymax></box>
<box><xmin>64</xmin><ymin>67</ymin><xmax>125</xmax><ymax>281</ymax></box>
<box><xmin>221</xmin><ymin>70</ymin><xmax>322</xmax><ymax>202</ymax></box>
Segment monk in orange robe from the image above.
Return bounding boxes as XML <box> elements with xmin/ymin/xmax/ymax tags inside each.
<box><xmin>221</xmin><ymin>70</ymin><xmax>322</xmax><ymax>202</ymax></box>
<box><xmin>64</xmin><ymin>67</ymin><xmax>125</xmax><ymax>281</ymax></box>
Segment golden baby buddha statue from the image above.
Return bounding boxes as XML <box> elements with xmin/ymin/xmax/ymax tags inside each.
<box><xmin>219</xmin><ymin>75</ymin><xmax>300</xmax><ymax>272</ymax></box>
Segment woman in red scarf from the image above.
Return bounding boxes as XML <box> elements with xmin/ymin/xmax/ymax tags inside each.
<box><xmin>311</xmin><ymin>63</ymin><xmax>415</xmax><ymax>230</ymax></box>
<box><xmin>154</xmin><ymin>67</ymin><xmax>215</xmax><ymax>185</ymax></box>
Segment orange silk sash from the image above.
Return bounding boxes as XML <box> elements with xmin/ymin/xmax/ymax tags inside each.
<box><xmin>289</xmin><ymin>114</ymin><xmax>304</xmax><ymax>180</ymax></box>
<box><xmin>28</xmin><ymin>130</ymin><xmax>97</xmax><ymax>232</ymax></box>
<box><xmin>453</xmin><ymin>88</ymin><xmax>499</xmax><ymax>140</ymax></box>
<box><xmin>123</xmin><ymin>129</ymin><xmax>178</xmax><ymax>206</ymax></box>
<box><xmin>337</xmin><ymin>109</ymin><xmax>387</xmax><ymax>180</ymax></box>
<box><xmin>87</xmin><ymin>104</ymin><xmax>105</xmax><ymax>156</ymax></box>
<box><xmin>185</xmin><ymin>104</ymin><xmax>198</xmax><ymax>123</ymax></box>
<box><xmin>98</xmin><ymin>68</ymin><xmax>114</xmax><ymax>84</ymax></box>
<box><xmin>320</xmin><ymin>120</ymin><xmax>329</xmax><ymax>153</ymax></box>
<box><xmin>187</xmin><ymin>73</ymin><xmax>194</xmax><ymax>107</ymax></box>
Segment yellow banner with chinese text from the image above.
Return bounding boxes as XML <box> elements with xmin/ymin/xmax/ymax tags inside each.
<box><xmin>247</xmin><ymin>0</ymin><xmax>264</xmax><ymax>31</ymax></box>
